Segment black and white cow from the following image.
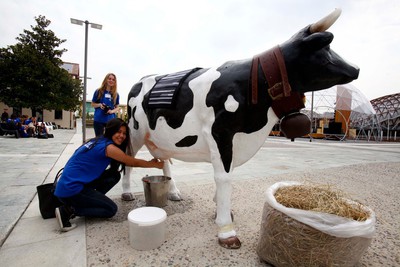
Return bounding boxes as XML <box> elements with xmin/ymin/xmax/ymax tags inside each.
<box><xmin>122</xmin><ymin>9</ymin><xmax>359</xmax><ymax>249</ymax></box>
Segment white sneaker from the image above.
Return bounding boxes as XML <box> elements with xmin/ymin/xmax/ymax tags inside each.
<box><xmin>55</xmin><ymin>207</ymin><xmax>77</xmax><ymax>232</ymax></box>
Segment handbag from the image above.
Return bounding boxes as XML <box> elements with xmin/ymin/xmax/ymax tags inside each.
<box><xmin>36</xmin><ymin>168</ymin><xmax>63</xmax><ymax>219</ymax></box>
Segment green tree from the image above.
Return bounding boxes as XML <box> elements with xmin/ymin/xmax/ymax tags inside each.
<box><xmin>0</xmin><ymin>15</ymin><xmax>82</xmax><ymax>113</ymax></box>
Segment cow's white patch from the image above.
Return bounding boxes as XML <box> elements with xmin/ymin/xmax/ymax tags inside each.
<box><xmin>231</xmin><ymin>108</ymin><xmax>279</xmax><ymax>167</ymax></box>
<box><xmin>127</xmin><ymin>76</ymin><xmax>157</xmax><ymax>153</ymax></box>
<box><xmin>224</xmin><ymin>95</ymin><xmax>239</xmax><ymax>112</ymax></box>
<box><xmin>144</xmin><ymin>68</ymin><xmax>221</xmax><ymax>162</ymax></box>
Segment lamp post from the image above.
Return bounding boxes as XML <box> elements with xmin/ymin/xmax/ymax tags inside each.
<box><xmin>70</xmin><ymin>18</ymin><xmax>102</xmax><ymax>143</ymax></box>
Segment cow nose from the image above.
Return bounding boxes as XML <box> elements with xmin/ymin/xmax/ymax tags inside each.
<box><xmin>347</xmin><ymin>61</ymin><xmax>360</xmax><ymax>79</ymax></box>
<box><xmin>353</xmin><ymin>66</ymin><xmax>360</xmax><ymax>79</ymax></box>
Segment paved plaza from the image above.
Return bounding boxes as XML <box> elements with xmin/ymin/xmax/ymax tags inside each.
<box><xmin>0</xmin><ymin>120</ymin><xmax>399</xmax><ymax>266</ymax></box>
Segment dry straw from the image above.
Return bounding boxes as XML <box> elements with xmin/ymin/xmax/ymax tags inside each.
<box><xmin>274</xmin><ymin>183</ymin><xmax>369</xmax><ymax>221</ymax></box>
<box><xmin>257</xmin><ymin>183</ymin><xmax>373</xmax><ymax>267</ymax></box>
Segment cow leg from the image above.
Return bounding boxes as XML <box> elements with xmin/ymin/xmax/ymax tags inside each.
<box><xmin>214</xmin><ymin>171</ymin><xmax>241</xmax><ymax>249</ymax></box>
<box><xmin>121</xmin><ymin>137</ymin><xmax>143</xmax><ymax>201</ymax></box>
<box><xmin>162</xmin><ymin>160</ymin><xmax>181</xmax><ymax>201</ymax></box>
<box><xmin>121</xmin><ymin>166</ymin><xmax>134</xmax><ymax>201</ymax></box>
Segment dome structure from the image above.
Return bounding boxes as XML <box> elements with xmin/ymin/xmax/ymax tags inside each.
<box><xmin>370</xmin><ymin>93</ymin><xmax>400</xmax><ymax>132</ymax></box>
<box><xmin>303</xmin><ymin>84</ymin><xmax>380</xmax><ymax>140</ymax></box>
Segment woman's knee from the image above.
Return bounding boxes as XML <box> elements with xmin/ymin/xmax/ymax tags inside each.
<box><xmin>105</xmin><ymin>202</ymin><xmax>118</xmax><ymax>218</ymax></box>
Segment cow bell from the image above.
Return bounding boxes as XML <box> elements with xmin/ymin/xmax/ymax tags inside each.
<box><xmin>280</xmin><ymin>112</ymin><xmax>311</xmax><ymax>140</ymax></box>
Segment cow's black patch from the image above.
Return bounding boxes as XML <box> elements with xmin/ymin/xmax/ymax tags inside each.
<box><xmin>206</xmin><ymin>59</ymin><xmax>272</xmax><ymax>173</ymax></box>
<box><xmin>127</xmin><ymin>82</ymin><xmax>143</xmax><ymax>122</ymax></box>
<box><xmin>142</xmin><ymin>68</ymin><xmax>209</xmax><ymax>130</ymax></box>
<box><xmin>129</xmin><ymin>82</ymin><xmax>143</xmax><ymax>98</ymax></box>
<box><xmin>132</xmin><ymin>106</ymin><xmax>139</xmax><ymax>130</ymax></box>
<box><xmin>175</xmin><ymin>135</ymin><xmax>198</xmax><ymax>147</ymax></box>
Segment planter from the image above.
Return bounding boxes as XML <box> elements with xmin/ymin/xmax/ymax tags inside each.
<box><xmin>257</xmin><ymin>181</ymin><xmax>376</xmax><ymax>267</ymax></box>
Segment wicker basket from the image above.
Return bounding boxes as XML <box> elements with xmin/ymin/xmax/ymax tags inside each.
<box><xmin>257</xmin><ymin>181</ymin><xmax>375</xmax><ymax>267</ymax></box>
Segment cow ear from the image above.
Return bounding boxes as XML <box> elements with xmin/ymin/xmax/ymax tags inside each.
<box><xmin>303</xmin><ymin>32</ymin><xmax>334</xmax><ymax>50</ymax></box>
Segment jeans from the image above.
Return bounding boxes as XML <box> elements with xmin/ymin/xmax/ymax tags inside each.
<box><xmin>59</xmin><ymin>169</ymin><xmax>121</xmax><ymax>218</ymax></box>
<box><xmin>93</xmin><ymin>121</ymin><xmax>106</xmax><ymax>137</ymax></box>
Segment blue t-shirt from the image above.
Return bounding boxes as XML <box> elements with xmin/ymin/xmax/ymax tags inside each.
<box><xmin>55</xmin><ymin>137</ymin><xmax>114</xmax><ymax>198</ymax></box>
<box><xmin>92</xmin><ymin>89</ymin><xmax>120</xmax><ymax>123</ymax></box>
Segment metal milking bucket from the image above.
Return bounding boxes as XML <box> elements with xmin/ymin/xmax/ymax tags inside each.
<box><xmin>142</xmin><ymin>175</ymin><xmax>171</xmax><ymax>207</ymax></box>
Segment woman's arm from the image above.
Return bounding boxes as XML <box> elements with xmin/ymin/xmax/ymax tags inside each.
<box><xmin>91</xmin><ymin>90</ymin><xmax>102</xmax><ymax>108</ymax></box>
<box><xmin>106</xmin><ymin>144</ymin><xmax>164</xmax><ymax>169</ymax></box>
<box><xmin>110</xmin><ymin>105</ymin><xmax>119</xmax><ymax>114</ymax></box>
<box><xmin>91</xmin><ymin>102</ymin><xmax>102</xmax><ymax>108</ymax></box>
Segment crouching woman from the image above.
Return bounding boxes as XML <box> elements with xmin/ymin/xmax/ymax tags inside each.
<box><xmin>54</xmin><ymin>118</ymin><xmax>164</xmax><ymax>232</ymax></box>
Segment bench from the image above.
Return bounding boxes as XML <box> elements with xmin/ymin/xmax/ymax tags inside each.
<box><xmin>0</xmin><ymin>123</ymin><xmax>20</xmax><ymax>138</ymax></box>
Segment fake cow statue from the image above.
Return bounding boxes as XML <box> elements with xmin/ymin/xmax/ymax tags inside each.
<box><xmin>122</xmin><ymin>9</ymin><xmax>359</xmax><ymax>249</ymax></box>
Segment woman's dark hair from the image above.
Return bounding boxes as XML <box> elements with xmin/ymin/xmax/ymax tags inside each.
<box><xmin>104</xmin><ymin>118</ymin><xmax>132</xmax><ymax>172</ymax></box>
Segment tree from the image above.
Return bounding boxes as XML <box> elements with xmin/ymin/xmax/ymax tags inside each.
<box><xmin>0</xmin><ymin>15</ymin><xmax>82</xmax><ymax>113</ymax></box>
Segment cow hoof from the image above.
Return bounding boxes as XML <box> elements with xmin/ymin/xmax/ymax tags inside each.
<box><xmin>121</xmin><ymin>193</ymin><xmax>134</xmax><ymax>201</ymax></box>
<box><xmin>168</xmin><ymin>192</ymin><xmax>182</xmax><ymax>201</ymax></box>
<box><xmin>218</xmin><ymin>236</ymin><xmax>241</xmax><ymax>249</ymax></box>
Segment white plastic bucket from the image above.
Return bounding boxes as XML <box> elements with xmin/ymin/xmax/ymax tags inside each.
<box><xmin>128</xmin><ymin>207</ymin><xmax>167</xmax><ymax>250</ymax></box>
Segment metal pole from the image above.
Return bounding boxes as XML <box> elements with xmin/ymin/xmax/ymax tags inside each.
<box><xmin>82</xmin><ymin>21</ymin><xmax>89</xmax><ymax>144</ymax></box>
<box><xmin>310</xmin><ymin>91</ymin><xmax>314</xmax><ymax>142</ymax></box>
<box><xmin>71</xmin><ymin>18</ymin><xmax>101</xmax><ymax>143</ymax></box>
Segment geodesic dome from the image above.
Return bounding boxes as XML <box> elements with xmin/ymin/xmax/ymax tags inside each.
<box><xmin>370</xmin><ymin>93</ymin><xmax>400</xmax><ymax>131</ymax></box>
<box><xmin>303</xmin><ymin>84</ymin><xmax>380</xmax><ymax>140</ymax></box>
<box><xmin>304</xmin><ymin>84</ymin><xmax>375</xmax><ymax>114</ymax></box>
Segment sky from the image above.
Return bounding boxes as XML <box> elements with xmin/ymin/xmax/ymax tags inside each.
<box><xmin>0</xmin><ymin>0</ymin><xmax>399</xmax><ymax>104</ymax></box>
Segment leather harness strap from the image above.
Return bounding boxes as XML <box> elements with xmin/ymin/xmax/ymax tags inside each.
<box><xmin>251</xmin><ymin>45</ymin><xmax>305</xmax><ymax>118</ymax></box>
<box><xmin>261</xmin><ymin>45</ymin><xmax>292</xmax><ymax>100</ymax></box>
<box><xmin>250</xmin><ymin>54</ymin><xmax>259</xmax><ymax>105</ymax></box>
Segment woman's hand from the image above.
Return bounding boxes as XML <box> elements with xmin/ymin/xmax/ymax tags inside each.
<box><xmin>110</xmin><ymin>106</ymin><xmax>119</xmax><ymax>115</ymax></box>
<box><xmin>150</xmin><ymin>158</ymin><xmax>164</xmax><ymax>169</ymax></box>
<box><xmin>106</xmin><ymin>144</ymin><xmax>164</xmax><ymax>169</ymax></box>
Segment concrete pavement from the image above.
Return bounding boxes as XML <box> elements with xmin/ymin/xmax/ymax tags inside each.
<box><xmin>0</xmin><ymin>120</ymin><xmax>399</xmax><ymax>266</ymax></box>
<box><xmin>0</xmin><ymin>126</ymin><xmax>76</xmax><ymax>246</ymax></box>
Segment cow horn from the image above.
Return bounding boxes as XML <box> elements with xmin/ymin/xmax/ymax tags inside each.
<box><xmin>310</xmin><ymin>8</ymin><xmax>342</xmax><ymax>33</ymax></box>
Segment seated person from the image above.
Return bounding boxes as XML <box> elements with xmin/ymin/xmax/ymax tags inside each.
<box><xmin>10</xmin><ymin>114</ymin><xmax>21</xmax><ymax>124</ymax></box>
<box><xmin>24</xmin><ymin>116</ymin><xmax>37</xmax><ymax>136</ymax></box>
<box><xmin>6</xmin><ymin>115</ymin><xmax>18</xmax><ymax>130</ymax></box>
<box><xmin>37</xmin><ymin>122</ymin><xmax>53</xmax><ymax>138</ymax></box>
<box><xmin>1</xmin><ymin>109</ymin><xmax>9</xmax><ymax>122</ymax></box>
<box><xmin>16</xmin><ymin>122</ymin><xmax>30</xmax><ymax>138</ymax></box>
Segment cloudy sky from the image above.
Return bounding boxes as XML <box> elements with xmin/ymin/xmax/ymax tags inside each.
<box><xmin>1</xmin><ymin>0</ymin><xmax>399</xmax><ymax>104</ymax></box>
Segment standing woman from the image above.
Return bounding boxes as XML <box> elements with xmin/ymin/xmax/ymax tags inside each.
<box><xmin>91</xmin><ymin>73</ymin><xmax>120</xmax><ymax>137</ymax></box>
<box><xmin>54</xmin><ymin>118</ymin><xmax>164</xmax><ymax>231</ymax></box>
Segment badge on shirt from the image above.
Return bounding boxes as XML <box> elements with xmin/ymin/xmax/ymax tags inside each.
<box><xmin>105</xmin><ymin>93</ymin><xmax>111</xmax><ymax>99</ymax></box>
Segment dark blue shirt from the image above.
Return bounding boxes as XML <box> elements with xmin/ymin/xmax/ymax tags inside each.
<box><xmin>55</xmin><ymin>137</ymin><xmax>114</xmax><ymax>197</ymax></box>
<box><xmin>92</xmin><ymin>89</ymin><xmax>120</xmax><ymax>123</ymax></box>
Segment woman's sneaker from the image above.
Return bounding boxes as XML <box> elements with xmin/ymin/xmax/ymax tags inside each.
<box><xmin>55</xmin><ymin>206</ymin><xmax>77</xmax><ymax>232</ymax></box>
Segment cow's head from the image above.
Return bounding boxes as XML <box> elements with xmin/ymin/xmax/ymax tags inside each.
<box><xmin>281</xmin><ymin>8</ymin><xmax>359</xmax><ymax>94</ymax></box>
